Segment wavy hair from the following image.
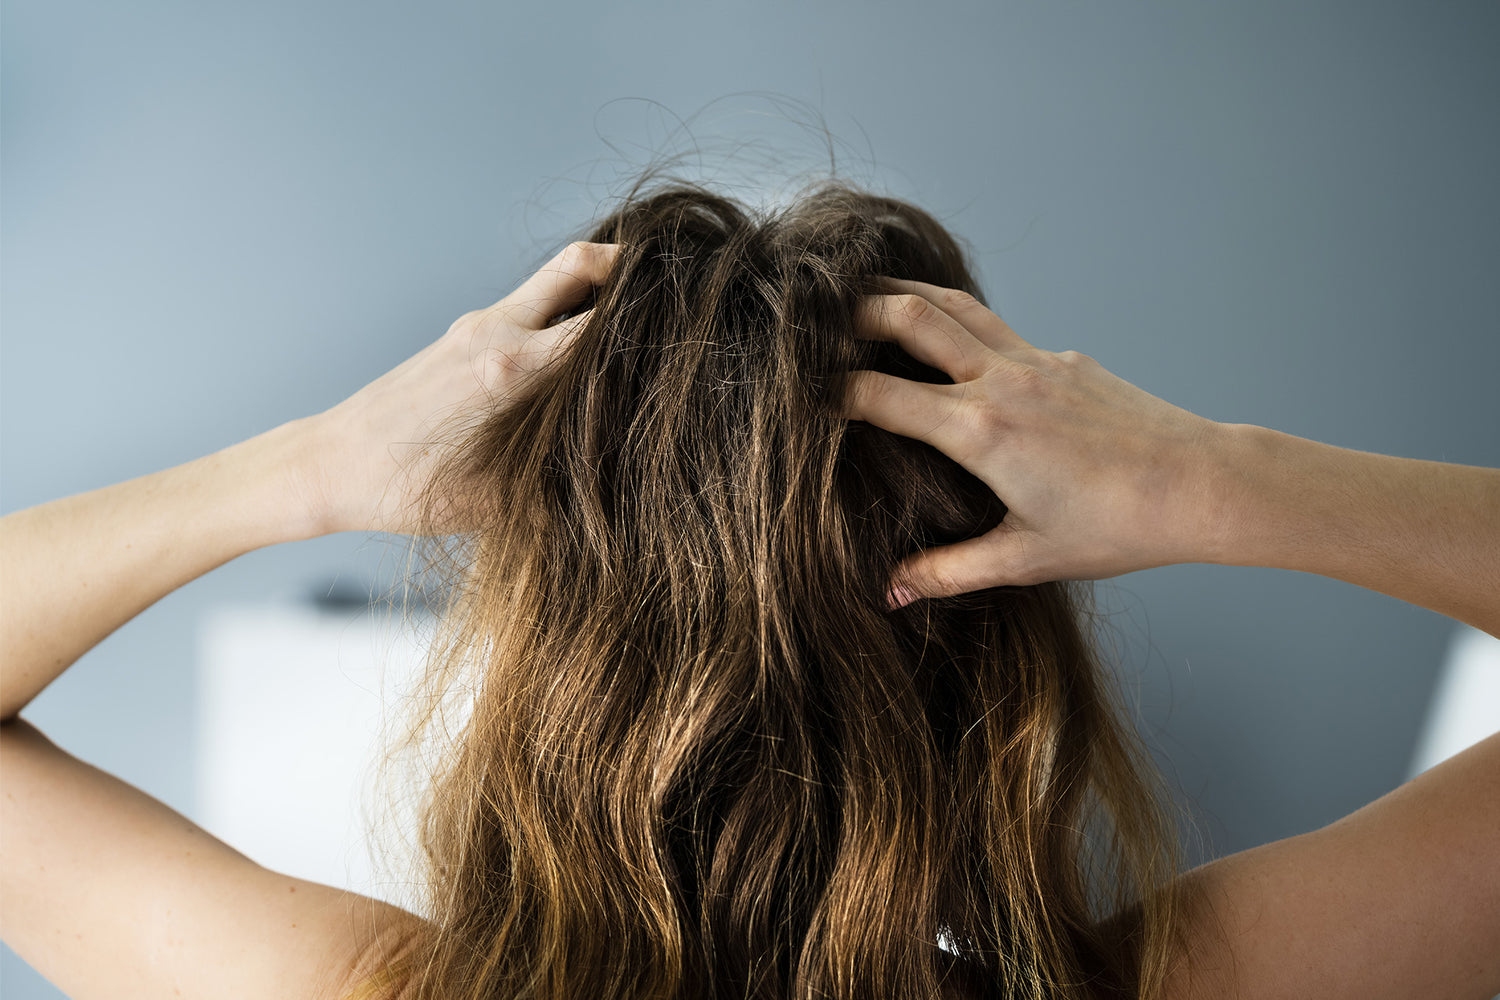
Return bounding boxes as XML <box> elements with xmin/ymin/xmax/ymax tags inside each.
<box><xmin>361</xmin><ymin>176</ymin><xmax>1195</xmax><ymax>999</ymax></box>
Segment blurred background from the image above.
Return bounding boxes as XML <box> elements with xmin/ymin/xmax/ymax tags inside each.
<box><xmin>3</xmin><ymin>1</ymin><xmax>1498</xmax><ymax>995</ymax></box>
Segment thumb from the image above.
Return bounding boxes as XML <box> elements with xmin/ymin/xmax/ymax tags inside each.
<box><xmin>885</xmin><ymin>524</ymin><xmax>1034</xmax><ymax>609</ymax></box>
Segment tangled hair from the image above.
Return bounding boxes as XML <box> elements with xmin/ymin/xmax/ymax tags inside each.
<box><xmin>365</xmin><ymin>176</ymin><xmax>1195</xmax><ymax>999</ymax></box>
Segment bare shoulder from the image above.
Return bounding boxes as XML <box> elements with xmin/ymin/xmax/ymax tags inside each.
<box><xmin>337</xmin><ymin>904</ymin><xmax>431</xmax><ymax>1000</ymax></box>
<box><xmin>1163</xmin><ymin>730</ymin><xmax>1500</xmax><ymax>1000</ymax></box>
<box><xmin>0</xmin><ymin>717</ymin><xmax>429</xmax><ymax>1000</ymax></box>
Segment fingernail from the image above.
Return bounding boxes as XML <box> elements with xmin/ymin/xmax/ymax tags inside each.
<box><xmin>885</xmin><ymin>583</ymin><xmax>919</xmax><ymax>611</ymax></box>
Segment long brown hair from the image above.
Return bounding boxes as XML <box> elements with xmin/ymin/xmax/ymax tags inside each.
<box><xmin>366</xmin><ymin>175</ymin><xmax>1194</xmax><ymax>999</ymax></box>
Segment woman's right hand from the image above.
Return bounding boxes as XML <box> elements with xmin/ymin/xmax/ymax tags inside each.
<box><xmin>846</xmin><ymin>278</ymin><xmax>1239</xmax><ymax>606</ymax></box>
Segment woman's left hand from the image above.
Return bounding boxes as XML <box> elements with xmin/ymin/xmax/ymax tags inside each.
<box><xmin>295</xmin><ymin>241</ymin><xmax>620</xmax><ymax>535</ymax></box>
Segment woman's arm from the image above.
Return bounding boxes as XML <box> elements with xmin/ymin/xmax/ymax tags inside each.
<box><xmin>844</xmin><ymin>278</ymin><xmax>1500</xmax><ymax>999</ymax></box>
<box><xmin>1208</xmin><ymin>422</ymin><xmax>1500</xmax><ymax>639</ymax></box>
<box><xmin>847</xmin><ymin>280</ymin><xmax>1500</xmax><ymax>638</ymax></box>
<box><xmin>1163</xmin><ymin>727</ymin><xmax>1500</xmax><ymax>999</ymax></box>
<box><xmin>0</xmin><ymin>420</ymin><xmax>322</xmax><ymax>721</ymax></box>
<box><xmin>1</xmin><ymin>240</ymin><xmax>622</xmax><ymax>722</ymax></box>
<box><xmin>0</xmin><ymin>241</ymin><xmax>620</xmax><ymax>1000</ymax></box>
<box><xmin>1160</xmin><ymin>428</ymin><xmax>1500</xmax><ymax>999</ymax></box>
<box><xmin>0</xmin><ymin>415</ymin><xmax>424</xmax><ymax>1000</ymax></box>
<box><xmin>0</xmin><ymin>715</ymin><xmax>423</xmax><ymax>1000</ymax></box>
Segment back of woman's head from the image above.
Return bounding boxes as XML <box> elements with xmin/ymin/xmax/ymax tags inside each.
<box><xmin>389</xmin><ymin>177</ymin><xmax>1188</xmax><ymax>1000</ymax></box>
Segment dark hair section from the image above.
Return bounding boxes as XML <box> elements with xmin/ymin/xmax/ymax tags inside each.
<box><xmin>370</xmin><ymin>176</ymin><xmax>1195</xmax><ymax>1000</ymax></box>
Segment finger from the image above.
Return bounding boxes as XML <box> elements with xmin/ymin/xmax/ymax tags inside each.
<box><xmin>511</xmin><ymin>308</ymin><xmax>595</xmax><ymax>367</ymax></box>
<box><xmin>845</xmin><ymin>370</ymin><xmax>971</xmax><ymax>457</ymax></box>
<box><xmin>875</xmin><ymin>276</ymin><xmax>1033</xmax><ymax>355</ymax></box>
<box><xmin>856</xmin><ymin>293</ymin><xmax>995</xmax><ymax>381</ymax></box>
<box><xmin>886</xmin><ymin>525</ymin><xmax>1034</xmax><ymax>608</ymax></box>
<box><xmin>502</xmin><ymin>242</ymin><xmax>621</xmax><ymax>328</ymax></box>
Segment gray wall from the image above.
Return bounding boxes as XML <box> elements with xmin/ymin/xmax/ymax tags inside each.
<box><xmin>3</xmin><ymin>1</ymin><xmax>1497</xmax><ymax>995</ymax></box>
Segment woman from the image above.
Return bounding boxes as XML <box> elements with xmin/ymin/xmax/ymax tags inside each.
<box><xmin>2</xmin><ymin>179</ymin><xmax>1496</xmax><ymax>1000</ymax></box>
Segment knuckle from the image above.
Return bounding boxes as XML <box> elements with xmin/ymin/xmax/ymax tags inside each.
<box><xmin>446</xmin><ymin>310</ymin><xmax>481</xmax><ymax>336</ymax></box>
<box><xmin>894</xmin><ymin>293</ymin><xmax>937</xmax><ymax>326</ymax></box>
<box><xmin>1028</xmin><ymin>350</ymin><xmax>1064</xmax><ymax>373</ymax></box>
<box><xmin>974</xmin><ymin>398</ymin><xmax>1007</xmax><ymax>439</ymax></box>
<box><xmin>560</xmin><ymin>240</ymin><xmax>615</xmax><ymax>275</ymax></box>
<box><xmin>1056</xmin><ymin>349</ymin><xmax>1094</xmax><ymax>367</ymax></box>
<box><xmin>955</xmin><ymin>391</ymin><xmax>1002</xmax><ymax>443</ymax></box>
<box><xmin>845</xmin><ymin>370</ymin><xmax>877</xmax><ymax>414</ymax></box>
<box><xmin>1005</xmin><ymin>358</ymin><xmax>1049</xmax><ymax>392</ymax></box>
<box><xmin>941</xmin><ymin>287</ymin><xmax>980</xmax><ymax>312</ymax></box>
<box><xmin>496</xmin><ymin>349</ymin><xmax>525</xmax><ymax>381</ymax></box>
<box><xmin>864</xmin><ymin>371</ymin><xmax>898</xmax><ymax>409</ymax></box>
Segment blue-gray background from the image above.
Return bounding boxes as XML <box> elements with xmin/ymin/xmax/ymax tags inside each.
<box><xmin>3</xmin><ymin>2</ymin><xmax>1497</xmax><ymax>995</ymax></box>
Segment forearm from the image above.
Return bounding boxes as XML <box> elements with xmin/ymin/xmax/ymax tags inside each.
<box><xmin>1209</xmin><ymin>423</ymin><xmax>1500</xmax><ymax>638</ymax></box>
<box><xmin>0</xmin><ymin>419</ymin><xmax>325</xmax><ymax>721</ymax></box>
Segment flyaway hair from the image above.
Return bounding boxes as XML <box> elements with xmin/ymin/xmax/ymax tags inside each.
<box><xmin>364</xmin><ymin>176</ymin><xmax>1198</xmax><ymax>1000</ymax></box>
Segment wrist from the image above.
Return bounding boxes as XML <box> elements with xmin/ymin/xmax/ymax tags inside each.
<box><xmin>1194</xmin><ymin>421</ymin><xmax>1282</xmax><ymax>568</ymax></box>
<box><xmin>1201</xmin><ymin>421</ymin><xmax>1363</xmax><ymax>572</ymax></box>
<box><xmin>233</xmin><ymin>416</ymin><xmax>339</xmax><ymax>542</ymax></box>
<box><xmin>1195</xmin><ymin>423</ymin><xmax>1500</xmax><ymax>635</ymax></box>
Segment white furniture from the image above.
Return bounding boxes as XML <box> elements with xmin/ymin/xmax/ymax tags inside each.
<box><xmin>194</xmin><ymin>601</ymin><xmax>435</xmax><ymax>911</ymax></box>
<box><xmin>1407</xmin><ymin>624</ymin><xmax>1500</xmax><ymax>780</ymax></box>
